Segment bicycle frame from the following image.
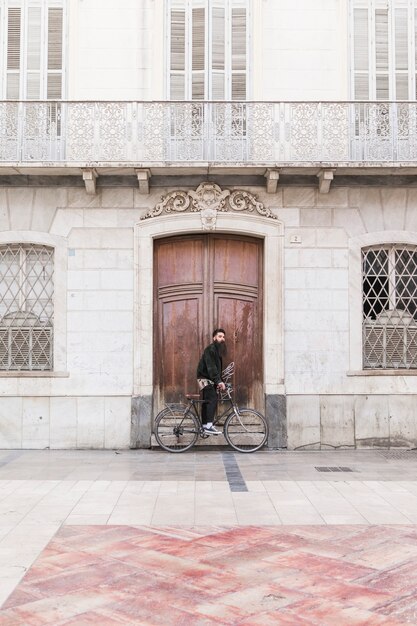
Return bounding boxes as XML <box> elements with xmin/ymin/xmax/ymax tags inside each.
<box><xmin>154</xmin><ymin>362</ymin><xmax>268</xmax><ymax>452</ymax></box>
<box><xmin>181</xmin><ymin>385</ymin><xmax>238</xmax><ymax>433</ymax></box>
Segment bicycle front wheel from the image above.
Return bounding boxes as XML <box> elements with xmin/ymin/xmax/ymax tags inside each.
<box><xmin>224</xmin><ymin>408</ymin><xmax>268</xmax><ymax>453</ymax></box>
<box><xmin>154</xmin><ymin>407</ymin><xmax>198</xmax><ymax>452</ymax></box>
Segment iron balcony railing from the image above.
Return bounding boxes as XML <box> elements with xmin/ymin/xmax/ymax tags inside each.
<box><xmin>0</xmin><ymin>100</ymin><xmax>416</xmax><ymax>165</ymax></box>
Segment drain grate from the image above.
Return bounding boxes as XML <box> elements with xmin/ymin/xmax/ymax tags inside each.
<box><xmin>377</xmin><ymin>450</ymin><xmax>417</xmax><ymax>460</ymax></box>
<box><xmin>315</xmin><ymin>466</ymin><xmax>355</xmax><ymax>472</ymax></box>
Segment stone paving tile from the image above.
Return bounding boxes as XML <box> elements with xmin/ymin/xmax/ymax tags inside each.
<box><xmin>1</xmin><ymin>449</ymin><xmax>417</xmax><ymax>482</ymax></box>
<box><xmin>1</xmin><ymin>525</ymin><xmax>417</xmax><ymax>625</ymax></box>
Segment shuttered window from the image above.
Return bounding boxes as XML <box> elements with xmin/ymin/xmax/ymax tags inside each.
<box><xmin>362</xmin><ymin>245</ymin><xmax>417</xmax><ymax>369</ymax></box>
<box><xmin>0</xmin><ymin>244</ymin><xmax>54</xmax><ymax>371</ymax></box>
<box><xmin>0</xmin><ymin>0</ymin><xmax>64</xmax><ymax>100</ymax></box>
<box><xmin>168</xmin><ymin>0</ymin><xmax>248</xmax><ymax>100</ymax></box>
<box><xmin>351</xmin><ymin>0</ymin><xmax>417</xmax><ymax>100</ymax></box>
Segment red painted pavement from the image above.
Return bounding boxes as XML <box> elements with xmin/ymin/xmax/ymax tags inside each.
<box><xmin>1</xmin><ymin>525</ymin><xmax>417</xmax><ymax>625</ymax></box>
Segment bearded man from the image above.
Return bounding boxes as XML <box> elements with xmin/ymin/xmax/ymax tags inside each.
<box><xmin>196</xmin><ymin>328</ymin><xmax>227</xmax><ymax>435</ymax></box>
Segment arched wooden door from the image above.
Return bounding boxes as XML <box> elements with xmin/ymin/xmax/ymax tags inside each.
<box><xmin>154</xmin><ymin>234</ymin><xmax>263</xmax><ymax>412</ymax></box>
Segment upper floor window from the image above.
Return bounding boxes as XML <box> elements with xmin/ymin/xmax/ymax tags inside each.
<box><xmin>168</xmin><ymin>0</ymin><xmax>248</xmax><ymax>100</ymax></box>
<box><xmin>0</xmin><ymin>0</ymin><xmax>64</xmax><ymax>99</ymax></box>
<box><xmin>363</xmin><ymin>245</ymin><xmax>417</xmax><ymax>369</ymax></box>
<box><xmin>0</xmin><ymin>244</ymin><xmax>54</xmax><ymax>371</ymax></box>
<box><xmin>351</xmin><ymin>0</ymin><xmax>417</xmax><ymax>100</ymax></box>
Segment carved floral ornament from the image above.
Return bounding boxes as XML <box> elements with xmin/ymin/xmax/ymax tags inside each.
<box><xmin>141</xmin><ymin>183</ymin><xmax>277</xmax><ymax>231</ymax></box>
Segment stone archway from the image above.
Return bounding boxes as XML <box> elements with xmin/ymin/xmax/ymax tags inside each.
<box><xmin>132</xmin><ymin>183</ymin><xmax>285</xmax><ymax>449</ymax></box>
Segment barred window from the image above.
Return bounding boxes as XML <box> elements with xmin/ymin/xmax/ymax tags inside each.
<box><xmin>0</xmin><ymin>244</ymin><xmax>54</xmax><ymax>371</ymax></box>
<box><xmin>363</xmin><ymin>245</ymin><xmax>417</xmax><ymax>369</ymax></box>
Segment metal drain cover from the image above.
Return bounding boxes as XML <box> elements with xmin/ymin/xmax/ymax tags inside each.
<box><xmin>315</xmin><ymin>466</ymin><xmax>354</xmax><ymax>472</ymax></box>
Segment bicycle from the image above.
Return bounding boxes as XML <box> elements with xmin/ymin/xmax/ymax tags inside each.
<box><xmin>153</xmin><ymin>363</ymin><xmax>268</xmax><ymax>453</ymax></box>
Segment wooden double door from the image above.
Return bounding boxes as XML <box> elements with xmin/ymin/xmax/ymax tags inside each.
<box><xmin>154</xmin><ymin>234</ymin><xmax>263</xmax><ymax>412</ymax></box>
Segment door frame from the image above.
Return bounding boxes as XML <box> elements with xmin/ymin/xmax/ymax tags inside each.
<box><xmin>134</xmin><ymin>209</ymin><xmax>284</xmax><ymax>401</ymax></box>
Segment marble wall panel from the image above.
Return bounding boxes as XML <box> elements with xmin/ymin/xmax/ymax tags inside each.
<box><xmin>104</xmin><ymin>397</ymin><xmax>131</xmax><ymax>449</ymax></box>
<box><xmin>354</xmin><ymin>395</ymin><xmax>389</xmax><ymax>448</ymax></box>
<box><xmin>389</xmin><ymin>395</ymin><xmax>417</xmax><ymax>448</ymax></box>
<box><xmin>320</xmin><ymin>395</ymin><xmax>355</xmax><ymax>449</ymax></box>
<box><xmin>0</xmin><ymin>398</ymin><xmax>22</xmax><ymax>449</ymax></box>
<box><xmin>22</xmin><ymin>397</ymin><xmax>50</xmax><ymax>449</ymax></box>
<box><xmin>0</xmin><ymin>189</ymin><xmax>10</xmax><ymax>230</ymax></box>
<box><xmin>50</xmin><ymin>397</ymin><xmax>77</xmax><ymax>448</ymax></box>
<box><xmin>380</xmin><ymin>189</ymin><xmax>407</xmax><ymax>231</ymax></box>
<box><xmin>333</xmin><ymin>208</ymin><xmax>366</xmax><ymax>237</ymax></box>
<box><xmin>286</xmin><ymin>395</ymin><xmax>320</xmax><ymax>450</ymax></box>
<box><xmin>283</xmin><ymin>188</ymin><xmax>316</xmax><ymax>207</ymax></box>
<box><xmin>8</xmin><ymin>189</ymin><xmax>35</xmax><ymax>230</ymax></box>
<box><xmin>76</xmin><ymin>397</ymin><xmax>105</xmax><ymax>448</ymax></box>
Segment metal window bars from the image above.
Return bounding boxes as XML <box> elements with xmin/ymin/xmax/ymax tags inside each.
<box><xmin>362</xmin><ymin>245</ymin><xmax>417</xmax><ymax>369</ymax></box>
<box><xmin>0</xmin><ymin>244</ymin><xmax>54</xmax><ymax>371</ymax></box>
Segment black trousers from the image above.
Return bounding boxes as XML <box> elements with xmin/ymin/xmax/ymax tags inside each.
<box><xmin>201</xmin><ymin>385</ymin><xmax>218</xmax><ymax>424</ymax></box>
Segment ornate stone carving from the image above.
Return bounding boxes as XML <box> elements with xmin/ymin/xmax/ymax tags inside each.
<box><xmin>141</xmin><ymin>182</ymin><xmax>276</xmax><ymax>229</ymax></box>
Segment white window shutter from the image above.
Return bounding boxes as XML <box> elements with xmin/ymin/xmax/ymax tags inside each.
<box><xmin>3</xmin><ymin>2</ymin><xmax>64</xmax><ymax>100</ymax></box>
<box><xmin>231</xmin><ymin>6</ymin><xmax>246</xmax><ymax>100</ymax></box>
<box><xmin>47</xmin><ymin>7</ymin><xmax>63</xmax><ymax>99</ymax></box>
<box><xmin>375</xmin><ymin>8</ymin><xmax>390</xmax><ymax>99</ymax></box>
<box><xmin>211</xmin><ymin>5</ymin><xmax>225</xmax><ymax>99</ymax></box>
<box><xmin>415</xmin><ymin>8</ymin><xmax>417</xmax><ymax>98</ymax></box>
<box><xmin>170</xmin><ymin>6</ymin><xmax>186</xmax><ymax>100</ymax></box>
<box><xmin>353</xmin><ymin>8</ymin><xmax>370</xmax><ymax>99</ymax></box>
<box><xmin>394</xmin><ymin>8</ymin><xmax>409</xmax><ymax>99</ymax></box>
<box><xmin>352</xmin><ymin>1</ymin><xmax>417</xmax><ymax>101</ymax></box>
<box><xmin>192</xmin><ymin>6</ymin><xmax>206</xmax><ymax>99</ymax></box>
<box><xmin>26</xmin><ymin>7</ymin><xmax>41</xmax><ymax>100</ymax></box>
<box><xmin>6</xmin><ymin>7</ymin><xmax>21</xmax><ymax>99</ymax></box>
<box><xmin>167</xmin><ymin>0</ymin><xmax>248</xmax><ymax>101</ymax></box>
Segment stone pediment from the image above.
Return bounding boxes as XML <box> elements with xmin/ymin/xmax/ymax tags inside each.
<box><xmin>141</xmin><ymin>182</ymin><xmax>276</xmax><ymax>230</ymax></box>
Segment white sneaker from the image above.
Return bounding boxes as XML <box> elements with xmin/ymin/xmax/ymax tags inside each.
<box><xmin>203</xmin><ymin>425</ymin><xmax>221</xmax><ymax>435</ymax></box>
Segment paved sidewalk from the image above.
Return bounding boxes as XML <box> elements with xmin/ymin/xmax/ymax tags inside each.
<box><xmin>1</xmin><ymin>449</ymin><xmax>417</xmax><ymax>623</ymax></box>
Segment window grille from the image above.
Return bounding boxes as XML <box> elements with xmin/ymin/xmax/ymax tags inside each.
<box><xmin>0</xmin><ymin>244</ymin><xmax>54</xmax><ymax>371</ymax></box>
<box><xmin>362</xmin><ymin>245</ymin><xmax>417</xmax><ymax>369</ymax></box>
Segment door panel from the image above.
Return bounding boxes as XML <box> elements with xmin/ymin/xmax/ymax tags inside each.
<box><xmin>215</xmin><ymin>294</ymin><xmax>261</xmax><ymax>407</ymax></box>
<box><xmin>213</xmin><ymin>237</ymin><xmax>260</xmax><ymax>286</ymax></box>
<box><xmin>154</xmin><ymin>234</ymin><xmax>263</xmax><ymax>413</ymax></box>
<box><xmin>159</xmin><ymin>297</ymin><xmax>202</xmax><ymax>405</ymax></box>
<box><xmin>156</xmin><ymin>238</ymin><xmax>204</xmax><ymax>286</ymax></box>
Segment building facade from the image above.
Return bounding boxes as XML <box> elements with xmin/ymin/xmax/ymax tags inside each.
<box><xmin>0</xmin><ymin>0</ymin><xmax>417</xmax><ymax>450</ymax></box>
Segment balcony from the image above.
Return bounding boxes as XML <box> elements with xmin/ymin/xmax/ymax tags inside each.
<box><xmin>0</xmin><ymin>101</ymin><xmax>416</xmax><ymax>178</ymax></box>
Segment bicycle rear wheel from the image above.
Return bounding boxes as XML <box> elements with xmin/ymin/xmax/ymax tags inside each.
<box><xmin>224</xmin><ymin>408</ymin><xmax>268</xmax><ymax>453</ymax></box>
<box><xmin>154</xmin><ymin>407</ymin><xmax>198</xmax><ymax>452</ymax></box>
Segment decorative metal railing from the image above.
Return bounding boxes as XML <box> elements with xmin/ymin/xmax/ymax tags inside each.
<box><xmin>0</xmin><ymin>100</ymin><xmax>416</xmax><ymax>164</ymax></box>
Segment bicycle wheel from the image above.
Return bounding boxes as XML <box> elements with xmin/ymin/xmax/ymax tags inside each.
<box><xmin>224</xmin><ymin>408</ymin><xmax>268</xmax><ymax>453</ymax></box>
<box><xmin>154</xmin><ymin>407</ymin><xmax>199</xmax><ymax>452</ymax></box>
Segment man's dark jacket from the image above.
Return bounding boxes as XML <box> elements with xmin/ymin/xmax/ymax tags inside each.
<box><xmin>197</xmin><ymin>342</ymin><xmax>223</xmax><ymax>385</ymax></box>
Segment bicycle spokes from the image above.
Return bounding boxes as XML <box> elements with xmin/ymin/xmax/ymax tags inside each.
<box><xmin>154</xmin><ymin>408</ymin><xmax>198</xmax><ymax>452</ymax></box>
<box><xmin>224</xmin><ymin>408</ymin><xmax>268</xmax><ymax>453</ymax></box>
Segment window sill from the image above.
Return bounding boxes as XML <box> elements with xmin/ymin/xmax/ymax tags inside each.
<box><xmin>347</xmin><ymin>370</ymin><xmax>417</xmax><ymax>377</ymax></box>
<box><xmin>0</xmin><ymin>371</ymin><xmax>69</xmax><ymax>378</ymax></box>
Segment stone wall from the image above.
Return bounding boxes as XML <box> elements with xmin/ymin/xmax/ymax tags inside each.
<box><xmin>1</xmin><ymin>182</ymin><xmax>417</xmax><ymax>449</ymax></box>
<box><xmin>287</xmin><ymin>394</ymin><xmax>417</xmax><ymax>450</ymax></box>
<box><xmin>0</xmin><ymin>396</ymin><xmax>131</xmax><ymax>449</ymax></box>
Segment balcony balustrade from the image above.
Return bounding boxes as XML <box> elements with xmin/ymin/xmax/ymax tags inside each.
<box><xmin>0</xmin><ymin>100</ymin><xmax>416</xmax><ymax>166</ymax></box>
